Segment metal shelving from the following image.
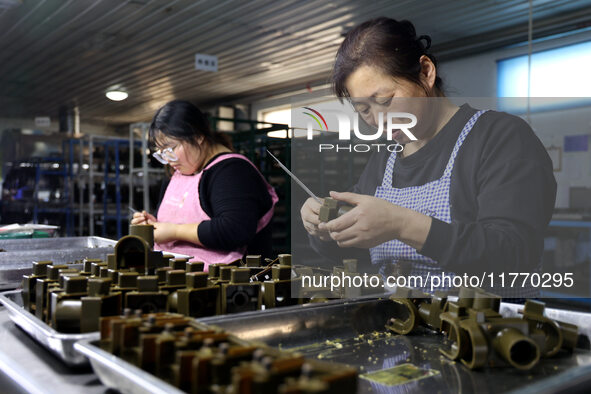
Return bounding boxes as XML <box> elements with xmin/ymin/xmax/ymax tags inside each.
<box><xmin>129</xmin><ymin>123</ymin><xmax>165</xmax><ymax>216</ymax></box>
<box><xmin>62</xmin><ymin>135</ymin><xmax>164</xmax><ymax>240</ymax></box>
<box><xmin>1</xmin><ymin>157</ymin><xmax>73</xmax><ymax>236</ymax></box>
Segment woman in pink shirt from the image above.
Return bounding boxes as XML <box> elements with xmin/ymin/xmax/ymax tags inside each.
<box><xmin>131</xmin><ymin>100</ymin><xmax>277</xmax><ymax>270</ymax></box>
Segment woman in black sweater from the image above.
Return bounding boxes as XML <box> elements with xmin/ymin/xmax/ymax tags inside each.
<box><xmin>300</xmin><ymin>18</ymin><xmax>556</xmax><ymax>297</ymax></box>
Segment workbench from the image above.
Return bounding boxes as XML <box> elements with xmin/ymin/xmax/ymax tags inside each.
<box><xmin>1</xmin><ymin>297</ymin><xmax>591</xmax><ymax>393</ymax></box>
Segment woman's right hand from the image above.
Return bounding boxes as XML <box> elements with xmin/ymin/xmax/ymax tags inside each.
<box><xmin>300</xmin><ymin>197</ymin><xmax>331</xmax><ymax>241</ymax></box>
<box><xmin>131</xmin><ymin>210</ymin><xmax>157</xmax><ymax>225</ymax></box>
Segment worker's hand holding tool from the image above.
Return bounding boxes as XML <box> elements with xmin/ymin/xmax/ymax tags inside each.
<box><xmin>131</xmin><ymin>210</ymin><xmax>157</xmax><ymax>225</ymax></box>
<box><xmin>317</xmin><ymin>191</ymin><xmax>413</xmax><ymax>249</ymax></box>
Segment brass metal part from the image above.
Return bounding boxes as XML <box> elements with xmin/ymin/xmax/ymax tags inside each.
<box><xmin>386</xmin><ymin>286</ymin><xmax>572</xmax><ymax>371</ymax></box>
<box><xmin>318</xmin><ymin>198</ymin><xmax>353</xmax><ymax>223</ymax></box>
<box><xmin>230</xmin><ymin>268</ymin><xmax>251</xmax><ymax>284</ymax></box>
<box><xmin>491</xmin><ymin>326</ymin><xmax>540</xmax><ymax>370</ymax></box>
<box><xmin>22</xmin><ymin>260</ymin><xmax>52</xmax><ymax>311</ymax></box>
<box><xmin>186</xmin><ymin>261</ymin><xmax>204</xmax><ymax>272</ymax></box>
<box><xmin>80</xmin><ymin>278</ymin><xmax>122</xmax><ymax>332</ymax></box>
<box><xmin>51</xmin><ymin>276</ymin><xmax>88</xmax><ymax>332</ymax></box>
<box><xmin>439</xmin><ymin>302</ymin><xmax>470</xmax><ymax>360</ymax></box>
<box><xmin>318</xmin><ymin>197</ymin><xmax>338</xmax><ymax>223</ymax></box>
<box><xmin>125</xmin><ymin>276</ymin><xmax>169</xmax><ymax>314</ymax></box>
<box><xmin>18</xmin><ymin>243</ymin><xmax>321</xmax><ymax>337</ymax></box>
<box><xmin>220</xmin><ymin>269</ymin><xmax>261</xmax><ymax>314</ymax></box>
<box><xmin>170</xmin><ymin>258</ymin><xmax>189</xmax><ymax>270</ymax></box>
<box><xmin>156</xmin><ymin>267</ymin><xmax>173</xmax><ymax>284</ymax></box>
<box><xmin>385</xmin><ymin>287</ymin><xmax>432</xmax><ymax>335</ymax></box>
<box><xmin>245</xmin><ymin>255</ymin><xmax>262</xmax><ymax>267</ymax></box>
<box><xmin>94</xmin><ymin>312</ymin><xmax>357</xmax><ymax>393</ymax></box>
<box><xmin>162</xmin><ymin>270</ymin><xmax>188</xmax><ymax>313</ymax></box>
<box><xmin>129</xmin><ymin>224</ymin><xmax>155</xmax><ymax>249</ymax></box>
<box><xmin>263</xmin><ymin>277</ymin><xmax>302</xmax><ymax>309</ymax></box>
<box><xmin>458</xmin><ymin>318</ymin><xmax>489</xmax><ymax>369</ymax></box>
<box><xmin>208</xmin><ymin>264</ymin><xmax>222</xmax><ymax>280</ymax></box>
<box><xmin>342</xmin><ymin>259</ymin><xmax>357</xmax><ymax>273</ymax></box>
<box><xmin>177</xmin><ymin>272</ymin><xmax>220</xmax><ymax>318</ymax></box>
<box><xmin>520</xmin><ymin>299</ymin><xmax>578</xmax><ymax>356</ymax></box>
<box><xmin>90</xmin><ymin>262</ymin><xmax>108</xmax><ymax>277</ymax></box>
<box><xmin>82</xmin><ymin>258</ymin><xmax>102</xmax><ymax>275</ymax></box>
<box><xmin>278</xmin><ymin>254</ymin><xmax>292</xmax><ymax>267</ymax></box>
<box><xmin>219</xmin><ymin>266</ymin><xmax>233</xmax><ymax>282</ymax></box>
<box><xmin>34</xmin><ymin>264</ymin><xmax>68</xmax><ymax>320</ymax></box>
<box><xmin>113</xmin><ymin>235</ymin><xmax>167</xmax><ymax>275</ymax></box>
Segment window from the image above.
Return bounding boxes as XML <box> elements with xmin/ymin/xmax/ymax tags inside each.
<box><xmin>497</xmin><ymin>40</ymin><xmax>591</xmax><ymax>112</ymax></box>
<box><xmin>259</xmin><ymin>107</ymin><xmax>291</xmax><ymax>138</ymax></box>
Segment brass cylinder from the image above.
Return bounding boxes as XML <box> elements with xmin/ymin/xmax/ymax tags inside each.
<box><xmin>493</xmin><ymin>328</ymin><xmax>540</xmax><ymax>370</ymax></box>
<box><xmin>129</xmin><ymin>224</ymin><xmax>154</xmax><ymax>249</ymax></box>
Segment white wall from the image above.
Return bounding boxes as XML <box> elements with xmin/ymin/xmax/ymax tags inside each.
<box><xmin>441</xmin><ymin>29</ymin><xmax>591</xmax><ymax>208</ymax></box>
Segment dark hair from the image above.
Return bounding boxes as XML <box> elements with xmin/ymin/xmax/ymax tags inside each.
<box><xmin>332</xmin><ymin>17</ymin><xmax>443</xmax><ymax>98</ymax></box>
<box><xmin>149</xmin><ymin>100</ymin><xmax>232</xmax><ymax>151</ymax></box>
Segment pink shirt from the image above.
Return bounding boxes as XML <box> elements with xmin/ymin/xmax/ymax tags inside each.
<box><xmin>155</xmin><ymin>153</ymin><xmax>278</xmax><ymax>271</ymax></box>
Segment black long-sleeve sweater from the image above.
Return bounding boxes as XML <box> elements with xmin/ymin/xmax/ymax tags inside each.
<box><xmin>311</xmin><ymin>104</ymin><xmax>557</xmax><ymax>275</ymax></box>
<box><xmin>159</xmin><ymin>153</ymin><xmax>274</xmax><ymax>258</ymax></box>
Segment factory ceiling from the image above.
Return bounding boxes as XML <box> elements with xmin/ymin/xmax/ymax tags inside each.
<box><xmin>1</xmin><ymin>0</ymin><xmax>591</xmax><ymax>124</ymax></box>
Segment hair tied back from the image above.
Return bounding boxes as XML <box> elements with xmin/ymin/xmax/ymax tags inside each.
<box><xmin>417</xmin><ymin>35</ymin><xmax>431</xmax><ymax>51</ymax></box>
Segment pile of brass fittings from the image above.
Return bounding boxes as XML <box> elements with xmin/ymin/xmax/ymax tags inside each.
<box><xmin>21</xmin><ymin>224</ymin><xmax>305</xmax><ymax>333</ymax></box>
<box><xmin>385</xmin><ymin>287</ymin><xmax>578</xmax><ymax>371</ymax></box>
<box><xmin>100</xmin><ymin>312</ymin><xmax>358</xmax><ymax>393</ymax></box>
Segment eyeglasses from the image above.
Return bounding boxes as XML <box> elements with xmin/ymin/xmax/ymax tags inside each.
<box><xmin>152</xmin><ymin>146</ymin><xmax>178</xmax><ymax>164</ymax></box>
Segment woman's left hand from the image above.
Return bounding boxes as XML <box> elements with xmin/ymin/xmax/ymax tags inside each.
<box><xmin>153</xmin><ymin>222</ymin><xmax>178</xmax><ymax>244</ymax></box>
<box><xmin>318</xmin><ymin>191</ymin><xmax>425</xmax><ymax>249</ymax></box>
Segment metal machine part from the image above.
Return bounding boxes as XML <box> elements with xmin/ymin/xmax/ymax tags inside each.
<box><xmin>220</xmin><ymin>268</ymin><xmax>261</xmax><ymax>314</ymax></box>
<box><xmin>318</xmin><ymin>197</ymin><xmax>353</xmax><ymax>223</ymax></box>
<box><xmin>386</xmin><ymin>286</ymin><xmax>579</xmax><ymax>371</ymax></box>
<box><xmin>129</xmin><ymin>224</ymin><xmax>155</xmax><ymax>249</ymax></box>
<box><xmin>176</xmin><ymin>272</ymin><xmax>220</xmax><ymax>318</ymax></box>
<box><xmin>77</xmin><ymin>311</ymin><xmax>358</xmax><ymax>394</ymax></box>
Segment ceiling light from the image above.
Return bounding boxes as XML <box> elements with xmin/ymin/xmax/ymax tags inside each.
<box><xmin>106</xmin><ymin>89</ymin><xmax>128</xmax><ymax>101</ymax></box>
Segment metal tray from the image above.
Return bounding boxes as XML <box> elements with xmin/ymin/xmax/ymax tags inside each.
<box><xmin>75</xmin><ymin>340</ymin><xmax>184</xmax><ymax>394</ymax></box>
<box><xmin>0</xmin><ymin>249</ymin><xmax>194</xmax><ymax>367</ymax></box>
<box><xmin>73</xmin><ymin>301</ymin><xmax>355</xmax><ymax>394</ymax></box>
<box><xmin>0</xmin><ymin>236</ymin><xmax>116</xmax><ymax>290</ymax></box>
<box><xmin>197</xmin><ymin>298</ymin><xmax>591</xmax><ymax>393</ymax></box>
<box><xmin>72</xmin><ymin>297</ymin><xmax>591</xmax><ymax>393</ymax></box>
<box><xmin>0</xmin><ymin>289</ymin><xmax>98</xmax><ymax>367</ymax></box>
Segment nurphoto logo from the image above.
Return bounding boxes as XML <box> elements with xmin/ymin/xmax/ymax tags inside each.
<box><xmin>302</xmin><ymin>107</ymin><xmax>418</xmax><ymax>153</ymax></box>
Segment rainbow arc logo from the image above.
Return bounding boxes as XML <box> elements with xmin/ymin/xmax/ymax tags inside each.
<box><xmin>302</xmin><ymin>107</ymin><xmax>328</xmax><ymax>131</ymax></box>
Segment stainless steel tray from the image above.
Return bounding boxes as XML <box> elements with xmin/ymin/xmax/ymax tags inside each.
<box><xmin>75</xmin><ymin>340</ymin><xmax>184</xmax><ymax>394</ymax></box>
<box><xmin>0</xmin><ymin>236</ymin><xmax>116</xmax><ymax>289</ymax></box>
<box><xmin>71</xmin><ymin>297</ymin><xmax>591</xmax><ymax>393</ymax></box>
<box><xmin>0</xmin><ymin>249</ymin><xmax>195</xmax><ymax>367</ymax></box>
<box><xmin>0</xmin><ymin>289</ymin><xmax>98</xmax><ymax>367</ymax></box>
<box><xmin>73</xmin><ymin>301</ymin><xmax>353</xmax><ymax>394</ymax></box>
<box><xmin>197</xmin><ymin>298</ymin><xmax>591</xmax><ymax>393</ymax></box>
